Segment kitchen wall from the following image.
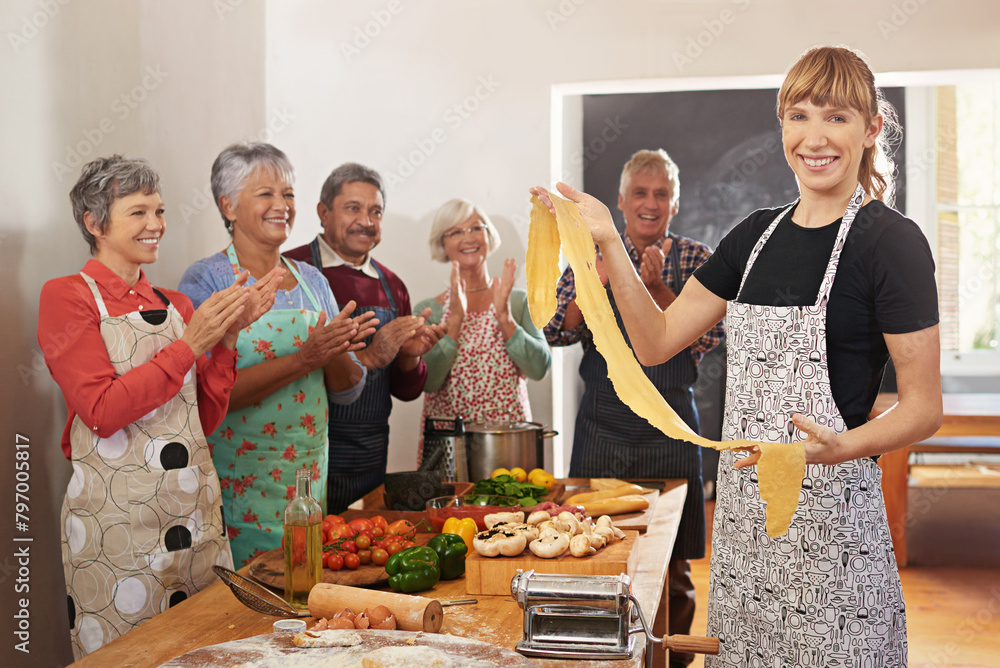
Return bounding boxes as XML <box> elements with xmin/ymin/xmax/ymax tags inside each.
<box><xmin>2</xmin><ymin>1</ymin><xmax>999</xmax><ymax>665</ymax></box>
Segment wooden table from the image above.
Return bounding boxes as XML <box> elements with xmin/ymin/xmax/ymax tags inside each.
<box><xmin>875</xmin><ymin>392</ymin><xmax>1000</xmax><ymax>566</ymax></box>
<box><xmin>69</xmin><ymin>479</ymin><xmax>688</xmax><ymax>668</ymax></box>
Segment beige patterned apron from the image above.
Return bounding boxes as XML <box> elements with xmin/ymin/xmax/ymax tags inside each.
<box><xmin>61</xmin><ymin>273</ymin><xmax>232</xmax><ymax>659</ymax></box>
<box><xmin>706</xmin><ymin>185</ymin><xmax>906</xmax><ymax>667</ymax></box>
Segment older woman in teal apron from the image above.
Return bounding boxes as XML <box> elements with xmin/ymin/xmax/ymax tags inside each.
<box><xmin>39</xmin><ymin>156</ymin><xmax>281</xmax><ymax>658</ymax></box>
<box><xmin>532</xmin><ymin>46</ymin><xmax>942</xmax><ymax>667</ymax></box>
<box><xmin>180</xmin><ymin>143</ymin><xmax>371</xmax><ymax>566</ymax></box>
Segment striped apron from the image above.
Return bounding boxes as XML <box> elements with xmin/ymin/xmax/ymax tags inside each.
<box><xmin>310</xmin><ymin>239</ymin><xmax>398</xmax><ymax>513</ymax></box>
<box><xmin>569</xmin><ymin>240</ymin><xmax>705</xmax><ymax>560</ymax></box>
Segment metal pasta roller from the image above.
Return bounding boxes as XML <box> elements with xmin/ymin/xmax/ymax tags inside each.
<box><xmin>511</xmin><ymin>570</ymin><xmax>719</xmax><ymax>666</ymax></box>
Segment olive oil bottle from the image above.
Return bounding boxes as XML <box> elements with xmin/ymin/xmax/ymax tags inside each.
<box><xmin>283</xmin><ymin>468</ymin><xmax>322</xmax><ymax>609</ymax></box>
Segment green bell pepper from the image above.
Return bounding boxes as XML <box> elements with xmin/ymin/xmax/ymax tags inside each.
<box><xmin>427</xmin><ymin>532</ymin><xmax>468</xmax><ymax>580</ymax></box>
<box><xmin>385</xmin><ymin>546</ymin><xmax>440</xmax><ymax>593</ymax></box>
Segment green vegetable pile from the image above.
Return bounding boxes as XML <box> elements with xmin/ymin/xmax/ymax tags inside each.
<box><xmin>469</xmin><ymin>475</ymin><xmax>549</xmax><ymax>508</ymax></box>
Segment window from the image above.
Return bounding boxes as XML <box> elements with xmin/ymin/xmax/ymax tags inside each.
<box><xmin>937</xmin><ymin>83</ymin><xmax>1000</xmax><ymax>356</ymax></box>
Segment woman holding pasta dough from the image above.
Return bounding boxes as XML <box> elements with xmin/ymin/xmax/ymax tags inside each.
<box><xmin>532</xmin><ymin>46</ymin><xmax>941</xmax><ymax>666</ymax></box>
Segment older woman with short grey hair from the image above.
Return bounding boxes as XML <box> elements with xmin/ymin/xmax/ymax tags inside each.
<box><xmin>415</xmin><ymin>197</ymin><xmax>551</xmax><ymax>463</ymax></box>
<box><xmin>179</xmin><ymin>142</ymin><xmax>374</xmax><ymax>566</ymax></box>
<box><xmin>39</xmin><ymin>154</ymin><xmax>281</xmax><ymax>658</ymax></box>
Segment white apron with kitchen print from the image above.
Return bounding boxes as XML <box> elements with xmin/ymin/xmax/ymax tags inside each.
<box><xmin>60</xmin><ymin>273</ymin><xmax>233</xmax><ymax>659</ymax></box>
<box><xmin>705</xmin><ymin>185</ymin><xmax>907</xmax><ymax>667</ymax></box>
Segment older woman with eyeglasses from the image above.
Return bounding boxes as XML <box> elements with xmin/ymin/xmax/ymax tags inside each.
<box><xmin>179</xmin><ymin>143</ymin><xmax>374</xmax><ymax>566</ymax></box>
<box><xmin>415</xmin><ymin>198</ymin><xmax>551</xmax><ymax>463</ymax></box>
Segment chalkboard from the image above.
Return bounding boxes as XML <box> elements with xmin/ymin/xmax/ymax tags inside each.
<box><xmin>582</xmin><ymin>87</ymin><xmax>907</xmax><ymax>248</ymax></box>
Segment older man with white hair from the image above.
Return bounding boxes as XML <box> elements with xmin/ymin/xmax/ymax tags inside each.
<box><xmin>544</xmin><ymin>149</ymin><xmax>725</xmax><ymax>668</ymax></box>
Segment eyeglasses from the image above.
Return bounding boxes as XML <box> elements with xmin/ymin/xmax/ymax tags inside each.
<box><xmin>442</xmin><ymin>224</ymin><xmax>487</xmax><ymax>241</ymax></box>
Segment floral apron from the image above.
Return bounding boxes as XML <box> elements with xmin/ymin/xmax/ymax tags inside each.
<box><xmin>419</xmin><ymin>288</ymin><xmax>530</xmax><ymax>462</ymax></box>
<box><xmin>61</xmin><ymin>273</ymin><xmax>232</xmax><ymax>659</ymax></box>
<box><xmin>210</xmin><ymin>245</ymin><xmax>328</xmax><ymax>566</ymax></box>
<box><xmin>706</xmin><ymin>185</ymin><xmax>907</xmax><ymax>667</ymax></box>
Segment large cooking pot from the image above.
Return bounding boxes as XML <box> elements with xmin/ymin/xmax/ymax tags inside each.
<box><xmin>464</xmin><ymin>421</ymin><xmax>557</xmax><ymax>482</ymax></box>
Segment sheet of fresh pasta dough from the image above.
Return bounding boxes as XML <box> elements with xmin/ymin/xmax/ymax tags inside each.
<box><xmin>525</xmin><ymin>196</ymin><xmax>562</xmax><ymax>329</ymax></box>
<box><xmin>527</xmin><ymin>194</ymin><xmax>804</xmax><ymax>537</ymax></box>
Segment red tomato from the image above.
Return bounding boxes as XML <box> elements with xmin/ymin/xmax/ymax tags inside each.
<box><xmin>330</xmin><ymin>523</ymin><xmax>357</xmax><ymax>540</ymax></box>
<box><xmin>371</xmin><ymin>527</ymin><xmax>384</xmax><ymax>539</ymax></box>
<box><xmin>289</xmin><ymin>528</ymin><xmax>308</xmax><ymax>566</ymax></box>
<box><xmin>370</xmin><ymin>515</ymin><xmax>388</xmax><ymax>533</ymax></box>
<box><xmin>325</xmin><ymin>514</ymin><xmax>345</xmax><ymax>525</ymax></box>
<box><xmin>348</xmin><ymin>518</ymin><xmax>375</xmax><ymax>536</ymax></box>
<box><xmin>341</xmin><ymin>540</ymin><xmax>358</xmax><ymax>554</ymax></box>
<box><xmin>343</xmin><ymin>553</ymin><xmax>360</xmax><ymax>570</ymax></box>
<box><xmin>371</xmin><ymin>547</ymin><xmax>389</xmax><ymax>566</ymax></box>
<box><xmin>357</xmin><ymin>549</ymin><xmax>372</xmax><ymax>565</ymax></box>
<box><xmin>400</xmin><ymin>540</ymin><xmax>417</xmax><ymax>550</ymax></box>
<box><xmin>355</xmin><ymin>533</ymin><xmax>372</xmax><ymax>550</ymax></box>
<box><xmin>386</xmin><ymin>519</ymin><xmax>415</xmax><ymax>537</ymax></box>
<box><xmin>326</xmin><ymin>552</ymin><xmax>344</xmax><ymax>571</ymax></box>
<box><xmin>384</xmin><ymin>540</ymin><xmax>404</xmax><ymax>556</ymax></box>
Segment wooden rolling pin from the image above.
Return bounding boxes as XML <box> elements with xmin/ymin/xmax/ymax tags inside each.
<box><xmin>308</xmin><ymin>583</ymin><xmax>443</xmax><ymax>633</ymax></box>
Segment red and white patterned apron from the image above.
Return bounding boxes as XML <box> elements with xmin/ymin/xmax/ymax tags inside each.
<box><xmin>419</xmin><ymin>288</ymin><xmax>531</xmax><ymax>462</ymax></box>
<box><xmin>706</xmin><ymin>185</ymin><xmax>906</xmax><ymax>667</ymax></box>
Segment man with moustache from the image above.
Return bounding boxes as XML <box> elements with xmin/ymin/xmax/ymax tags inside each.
<box><xmin>284</xmin><ymin>163</ymin><xmax>443</xmax><ymax>512</ymax></box>
<box><xmin>543</xmin><ymin>149</ymin><xmax>724</xmax><ymax>668</ymax></box>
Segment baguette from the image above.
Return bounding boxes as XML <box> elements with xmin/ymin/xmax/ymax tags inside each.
<box><xmin>565</xmin><ymin>484</ymin><xmax>645</xmax><ymax>505</ymax></box>
<box><xmin>579</xmin><ymin>494</ymin><xmax>650</xmax><ymax>516</ymax></box>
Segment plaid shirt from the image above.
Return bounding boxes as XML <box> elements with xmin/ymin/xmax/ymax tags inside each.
<box><xmin>543</xmin><ymin>231</ymin><xmax>725</xmax><ymax>366</ymax></box>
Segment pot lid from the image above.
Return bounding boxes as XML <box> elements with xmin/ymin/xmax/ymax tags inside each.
<box><xmin>465</xmin><ymin>420</ymin><xmax>543</xmax><ymax>434</ymax></box>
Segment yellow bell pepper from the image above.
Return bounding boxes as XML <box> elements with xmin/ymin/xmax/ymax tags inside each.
<box><xmin>441</xmin><ymin>516</ymin><xmax>477</xmax><ymax>556</ymax></box>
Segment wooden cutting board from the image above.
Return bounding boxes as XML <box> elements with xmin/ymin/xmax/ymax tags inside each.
<box><xmin>159</xmin><ymin>629</ymin><xmax>541</xmax><ymax>667</ymax></box>
<box><xmin>464</xmin><ymin>530</ymin><xmax>640</xmax><ymax>596</ymax></box>
<box><xmin>248</xmin><ymin>533</ymin><xmax>435</xmax><ymax>590</ymax></box>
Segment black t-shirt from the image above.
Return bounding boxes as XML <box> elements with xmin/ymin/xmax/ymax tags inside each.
<box><xmin>694</xmin><ymin>200</ymin><xmax>938</xmax><ymax>428</ymax></box>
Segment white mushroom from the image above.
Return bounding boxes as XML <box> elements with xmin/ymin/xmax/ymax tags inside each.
<box><xmin>596</xmin><ymin>515</ymin><xmax>627</xmax><ymax>540</ymax></box>
<box><xmin>503</xmin><ymin>522</ymin><xmax>539</xmax><ymax>543</ymax></box>
<box><xmin>555</xmin><ymin>511</ymin><xmax>581</xmax><ymax>535</ymax></box>
<box><xmin>536</xmin><ymin>520</ymin><xmax>558</xmax><ymax>534</ymax></box>
<box><xmin>484</xmin><ymin>511</ymin><xmax>525</xmax><ymax>529</ymax></box>
<box><xmin>594</xmin><ymin>526</ymin><xmax>616</xmax><ymax>545</ymax></box>
<box><xmin>580</xmin><ymin>520</ymin><xmax>606</xmax><ymax>549</ymax></box>
<box><xmin>528</xmin><ymin>531</ymin><xmax>570</xmax><ymax>558</ymax></box>
<box><xmin>526</xmin><ymin>510</ymin><xmax>551</xmax><ymax>525</ymax></box>
<box><xmin>569</xmin><ymin>534</ymin><xmax>596</xmax><ymax>557</ymax></box>
<box><xmin>473</xmin><ymin>527</ymin><xmax>527</xmax><ymax>557</ymax></box>
<box><xmin>536</xmin><ymin>526</ymin><xmax>561</xmax><ymax>541</ymax></box>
